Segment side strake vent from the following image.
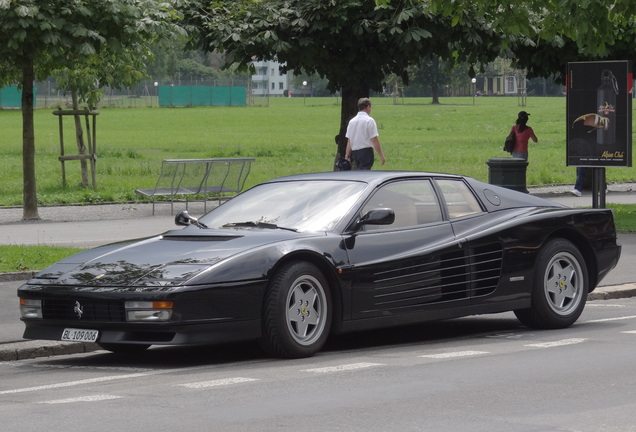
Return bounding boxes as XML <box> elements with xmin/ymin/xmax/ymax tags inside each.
<box><xmin>469</xmin><ymin>243</ymin><xmax>504</xmax><ymax>297</ymax></box>
<box><xmin>371</xmin><ymin>243</ymin><xmax>503</xmax><ymax>310</ymax></box>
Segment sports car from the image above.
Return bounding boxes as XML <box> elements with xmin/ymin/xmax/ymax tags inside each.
<box><xmin>18</xmin><ymin>171</ymin><xmax>621</xmax><ymax>358</ymax></box>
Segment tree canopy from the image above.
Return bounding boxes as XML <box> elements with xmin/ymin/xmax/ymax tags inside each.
<box><xmin>0</xmin><ymin>0</ymin><xmax>184</xmax><ymax>219</ymax></box>
<box><xmin>384</xmin><ymin>0</ymin><xmax>636</xmax><ymax>52</ymax></box>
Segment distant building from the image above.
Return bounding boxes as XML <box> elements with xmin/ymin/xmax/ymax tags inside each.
<box><xmin>251</xmin><ymin>60</ymin><xmax>290</xmax><ymax>97</ymax></box>
<box><xmin>482</xmin><ymin>70</ymin><xmax>527</xmax><ymax>96</ymax></box>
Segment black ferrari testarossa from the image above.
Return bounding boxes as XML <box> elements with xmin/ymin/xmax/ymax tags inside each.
<box><xmin>18</xmin><ymin>171</ymin><xmax>621</xmax><ymax>358</ymax></box>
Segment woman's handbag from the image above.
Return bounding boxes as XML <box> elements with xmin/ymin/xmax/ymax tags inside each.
<box><xmin>503</xmin><ymin>130</ymin><xmax>516</xmax><ymax>153</ymax></box>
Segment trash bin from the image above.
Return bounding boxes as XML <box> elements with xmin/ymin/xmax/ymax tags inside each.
<box><xmin>486</xmin><ymin>157</ymin><xmax>529</xmax><ymax>193</ymax></box>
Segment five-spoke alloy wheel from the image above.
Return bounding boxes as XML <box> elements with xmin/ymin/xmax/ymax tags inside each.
<box><xmin>260</xmin><ymin>261</ymin><xmax>332</xmax><ymax>358</ymax></box>
<box><xmin>515</xmin><ymin>238</ymin><xmax>588</xmax><ymax>329</ymax></box>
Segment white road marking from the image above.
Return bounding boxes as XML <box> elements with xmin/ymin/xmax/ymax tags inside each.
<box><xmin>525</xmin><ymin>338</ymin><xmax>587</xmax><ymax>348</ymax></box>
<box><xmin>621</xmin><ymin>330</ymin><xmax>636</xmax><ymax>334</ymax></box>
<box><xmin>0</xmin><ymin>372</ymin><xmax>151</xmax><ymax>395</ymax></box>
<box><xmin>303</xmin><ymin>362</ymin><xmax>384</xmax><ymax>373</ymax></box>
<box><xmin>586</xmin><ymin>315</ymin><xmax>636</xmax><ymax>323</ymax></box>
<box><xmin>40</xmin><ymin>395</ymin><xmax>122</xmax><ymax>404</ymax></box>
<box><xmin>419</xmin><ymin>350</ymin><xmax>488</xmax><ymax>359</ymax></box>
<box><xmin>586</xmin><ymin>303</ymin><xmax>625</xmax><ymax>308</ymax></box>
<box><xmin>178</xmin><ymin>377</ymin><xmax>259</xmax><ymax>389</ymax></box>
<box><xmin>0</xmin><ymin>366</ymin><xmax>202</xmax><ymax>395</ymax></box>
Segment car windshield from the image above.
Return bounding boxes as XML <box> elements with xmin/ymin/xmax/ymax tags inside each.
<box><xmin>198</xmin><ymin>180</ymin><xmax>367</xmax><ymax>232</ymax></box>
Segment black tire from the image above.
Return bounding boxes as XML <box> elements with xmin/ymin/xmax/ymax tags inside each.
<box><xmin>98</xmin><ymin>343</ymin><xmax>151</xmax><ymax>355</ymax></box>
<box><xmin>259</xmin><ymin>261</ymin><xmax>332</xmax><ymax>358</ymax></box>
<box><xmin>514</xmin><ymin>238</ymin><xmax>588</xmax><ymax>329</ymax></box>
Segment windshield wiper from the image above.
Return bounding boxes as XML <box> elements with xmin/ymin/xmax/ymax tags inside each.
<box><xmin>222</xmin><ymin>221</ymin><xmax>298</xmax><ymax>232</ymax></box>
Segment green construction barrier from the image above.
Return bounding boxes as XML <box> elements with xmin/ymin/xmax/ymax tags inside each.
<box><xmin>158</xmin><ymin>86</ymin><xmax>246</xmax><ymax>107</ymax></box>
<box><xmin>0</xmin><ymin>86</ymin><xmax>36</xmax><ymax>108</ymax></box>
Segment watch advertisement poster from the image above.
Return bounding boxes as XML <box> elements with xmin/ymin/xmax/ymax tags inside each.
<box><xmin>566</xmin><ymin>61</ymin><xmax>632</xmax><ymax>167</ymax></box>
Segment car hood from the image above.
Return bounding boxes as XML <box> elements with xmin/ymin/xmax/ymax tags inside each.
<box><xmin>29</xmin><ymin>227</ymin><xmax>312</xmax><ymax>287</ymax></box>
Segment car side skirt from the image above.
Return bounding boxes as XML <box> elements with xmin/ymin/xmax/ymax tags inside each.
<box><xmin>335</xmin><ymin>299</ymin><xmax>531</xmax><ymax>334</ymax></box>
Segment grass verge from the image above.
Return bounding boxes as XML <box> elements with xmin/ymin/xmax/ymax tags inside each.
<box><xmin>0</xmin><ymin>245</ymin><xmax>84</xmax><ymax>273</ymax></box>
<box><xmin>609</xmin><ymin>204</ymin><xmax>636</xmax><ymax>233</ymax></box>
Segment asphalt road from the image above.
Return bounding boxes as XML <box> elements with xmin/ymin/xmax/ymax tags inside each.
<box><xmin>2</xmin><ymin>298</ymin><xmax>636</xmax><ymax>432</ymax></box>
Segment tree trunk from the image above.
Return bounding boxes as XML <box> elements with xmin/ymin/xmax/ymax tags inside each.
<box><xmin>431</xmin><ymin>85</ymin><xmax>440</xmax><ymax>104</ymax></box>
<box><xmin>431</xmin><ymin>57</ymin><xmax>440</xmax><ymax>105</ymax></box>
<box><xmin>71</xmin><ymin>91</ymin><xmax>89</xmax><ymax>187</ymax></box>
<box><xmin>334</xmin><ymin>86</ymin><xmax>369</xmax><ymax>168</ymax></box>
<box><xmin>21</xmin><ymin>61</ymin><xmax>40</xmax><ymax>220</ymax></box>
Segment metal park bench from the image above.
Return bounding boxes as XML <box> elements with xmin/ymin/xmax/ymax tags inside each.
<box><xmin>134</xmin><ymin>158</ymin><xmax>255</xmax><ymax>215</ymax></box>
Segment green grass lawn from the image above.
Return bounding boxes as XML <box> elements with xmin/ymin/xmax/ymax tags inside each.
<box><xmin>1</xmin><ymin>95</ymin><xmax>634</xmax><ymax>206</ymax></box>
<box><xmin>0</xmin><ymin>245</ymin><xmax>84</xmax><ymax>273</ymax></box>
<box><xmin>1</xmin><ymin>96</ymin><xmax>635</xmax><ymax>273</ymax></box>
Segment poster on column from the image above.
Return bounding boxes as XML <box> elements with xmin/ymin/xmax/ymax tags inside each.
<box><xmin>566</xmin><ymin>61</ymin><xmax>632</xmax><ymax>167</ymax></box>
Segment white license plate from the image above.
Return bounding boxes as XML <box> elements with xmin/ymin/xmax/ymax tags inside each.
<box><xmin>61</xmin><ymin>328</ymin><xmax>99</xmax><ymax>342</ymax></box>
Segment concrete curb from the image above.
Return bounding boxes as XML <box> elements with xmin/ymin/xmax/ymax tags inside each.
<box><xmin>587</xmin><ymin>283</ymin><xmax>636</xmax><ymax>301</ymax></box>
<box><xmin>0</xmin><ymin>340</ymin><xmax>99</xmax><ymax>361</ymax></box>
<box><xmin>0</xmin><ymin>271</ymin><xmax>37</xmax><ymax>283</ymax></box>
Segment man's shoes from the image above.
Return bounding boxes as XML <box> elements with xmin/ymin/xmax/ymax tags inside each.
<box><xmin>570</xmin><ymin>189</ymin><xmax>582</xmax><ymax>197</ymax></box>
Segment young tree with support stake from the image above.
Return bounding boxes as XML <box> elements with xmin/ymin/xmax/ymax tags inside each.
<box><xmin>0</xmin><ymin>0</ymin><xmax>184</xmax><ymax>220</ymax></box>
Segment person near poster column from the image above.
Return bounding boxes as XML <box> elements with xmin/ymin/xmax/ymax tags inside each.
<box><xmin>571</xmin><ymin>167</ymin><xmax>587</xmax><ymax>197</ymax></box>
<box><xmin>571</xmin><ymin>167</ymin><xmax>607</xmax><ymax>197</ymax></box>
<box><xmin>510</xmin><ymin>111</ymin><xmax>538</xmax><ymax>160</ymax></box>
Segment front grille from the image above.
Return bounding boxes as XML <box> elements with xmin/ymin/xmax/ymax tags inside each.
<box><xmin>42</xmin><ymin>298</ymin><xmax>125</xmax><ymax>322</ymax></box>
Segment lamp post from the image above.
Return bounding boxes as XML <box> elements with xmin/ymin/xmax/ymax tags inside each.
<box><xmin>471</xmin><ymin>78</ymin><xmax>477</xmax><ymax>105</ymax></box>
<box><xmin>302</xmin><ymin>81</ymin><xmax>307</xmax><ymax>106</ymax></box>
<box><xmin>154</xmin><ymin>81</ymin><xmax>158</xmax><ymax>107</ymax></box>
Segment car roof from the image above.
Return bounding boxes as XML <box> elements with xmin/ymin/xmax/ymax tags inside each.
<box><xmin>263</xmin><ymin>170</ymin><xmax>463</xmax><ymax>186</ymax></box>
<box><xmin>261</xmin><ymin>170</ymin><xmax>563</xmax><ymax>212</ymax></box>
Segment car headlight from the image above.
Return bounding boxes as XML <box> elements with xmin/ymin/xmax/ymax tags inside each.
<box><xmin>20</xmin><ymin>298</ymin><xmax>42</xmax><ymax>319</ymax></box>
<box><xmin>125</xmin><ymin>301</ymin><xmax>173</xmax><ymax>322</ymax></box>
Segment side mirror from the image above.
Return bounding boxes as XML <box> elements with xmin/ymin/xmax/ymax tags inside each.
<box><xmin>175</xmin><ymin>210</ymin><xmax>207</xmax><ymax>228</ymax></box>
<box><xmin>353</xmin><ymin>208</ymin><xmax>395</xmax><ymax>230</ymax></box>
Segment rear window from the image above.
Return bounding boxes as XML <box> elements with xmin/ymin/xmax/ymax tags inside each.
<box><xmin>436</xmin><ymin>179</ymin><xmax>483</xmax><ymax>219</ymax></box>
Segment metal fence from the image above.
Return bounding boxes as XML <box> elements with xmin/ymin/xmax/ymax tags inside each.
<box><xmin>22</xmin><ymin>79</ymin><xmax>254</xmax><ymax>109</ymax></box>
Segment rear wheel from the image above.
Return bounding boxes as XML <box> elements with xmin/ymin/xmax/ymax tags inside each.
<box><xmin>514</xmin><ymin>238</ymin><xmax>588</xmax><ymax>329</ymax></box>
<box><xmin>259</xmin><ymin>261</ymin><xmax>332</xmax><ymax>358</ymax></box>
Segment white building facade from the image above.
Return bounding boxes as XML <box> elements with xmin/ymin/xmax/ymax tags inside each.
<box><xmin>251</xmin><ymin>60</ymin><xmax>290</xmax><ymax>97</ymax></box>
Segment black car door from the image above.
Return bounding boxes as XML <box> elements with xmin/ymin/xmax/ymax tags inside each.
<box><xmin>344</xmin><ymin>179</ymin><xmax>471</xmax><ymax>319</ymax></box>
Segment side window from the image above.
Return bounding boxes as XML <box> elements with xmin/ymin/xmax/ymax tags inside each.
<box><xmin>436</xmin><ymin>179</ymin><xmax>483</xmax><ymax>219</ymax></box>
<box><xmin>361</xmin><ymin>180</ymin><xmax>442</xmax><ymax>230</ymax></box>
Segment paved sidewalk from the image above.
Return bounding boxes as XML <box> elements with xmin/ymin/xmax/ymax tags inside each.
<box><xmin>0</xmin><ymin>201</ymin><xmax>212</xmax><ymax>248</ymax></box>
<box><xmin>1</xmin><ymin>184</ymin><xmax>635</xmax><ymax>361</ymax></box>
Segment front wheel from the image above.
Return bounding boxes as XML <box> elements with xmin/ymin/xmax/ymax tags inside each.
<box><xmin>514</xmin><ymin>238</ymin><xmax>588</xmax><ymax>329</ymax></box>
<box><xmin>259</xmin><ymin>261</ymin><xmax>332</xmax><ymax>358</ymax></box>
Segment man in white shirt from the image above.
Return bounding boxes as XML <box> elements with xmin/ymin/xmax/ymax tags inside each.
<box><xmin>345</xmin><ymin>98</ymin><xmax>387</xmax><ymax>170</ymax></box>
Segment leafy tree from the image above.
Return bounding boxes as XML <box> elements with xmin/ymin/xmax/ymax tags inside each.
<box><xmin>0</xmin><ymin>0</ymin><xmax>183</xmax><ymax>219</ymax></box>
<box><xmin>183</xmin><ymin>0</ymin><xmax>502</xmax><ymax>159</ymax></box>
<box><xmin>405</xmin><ymin>57</ymin><xmax>454</xmax><ymax>102</ymax></box>
<box><xmin>407</xmin><ymin>0</ymin><xmax>636</xmax><ymax>82</ymax></box>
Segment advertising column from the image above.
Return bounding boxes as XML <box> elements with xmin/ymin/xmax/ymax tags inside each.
<box><xmin>566</xmin><ymin>61</ymin><xmax>633</xmax><ymax>207</ymax></box>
